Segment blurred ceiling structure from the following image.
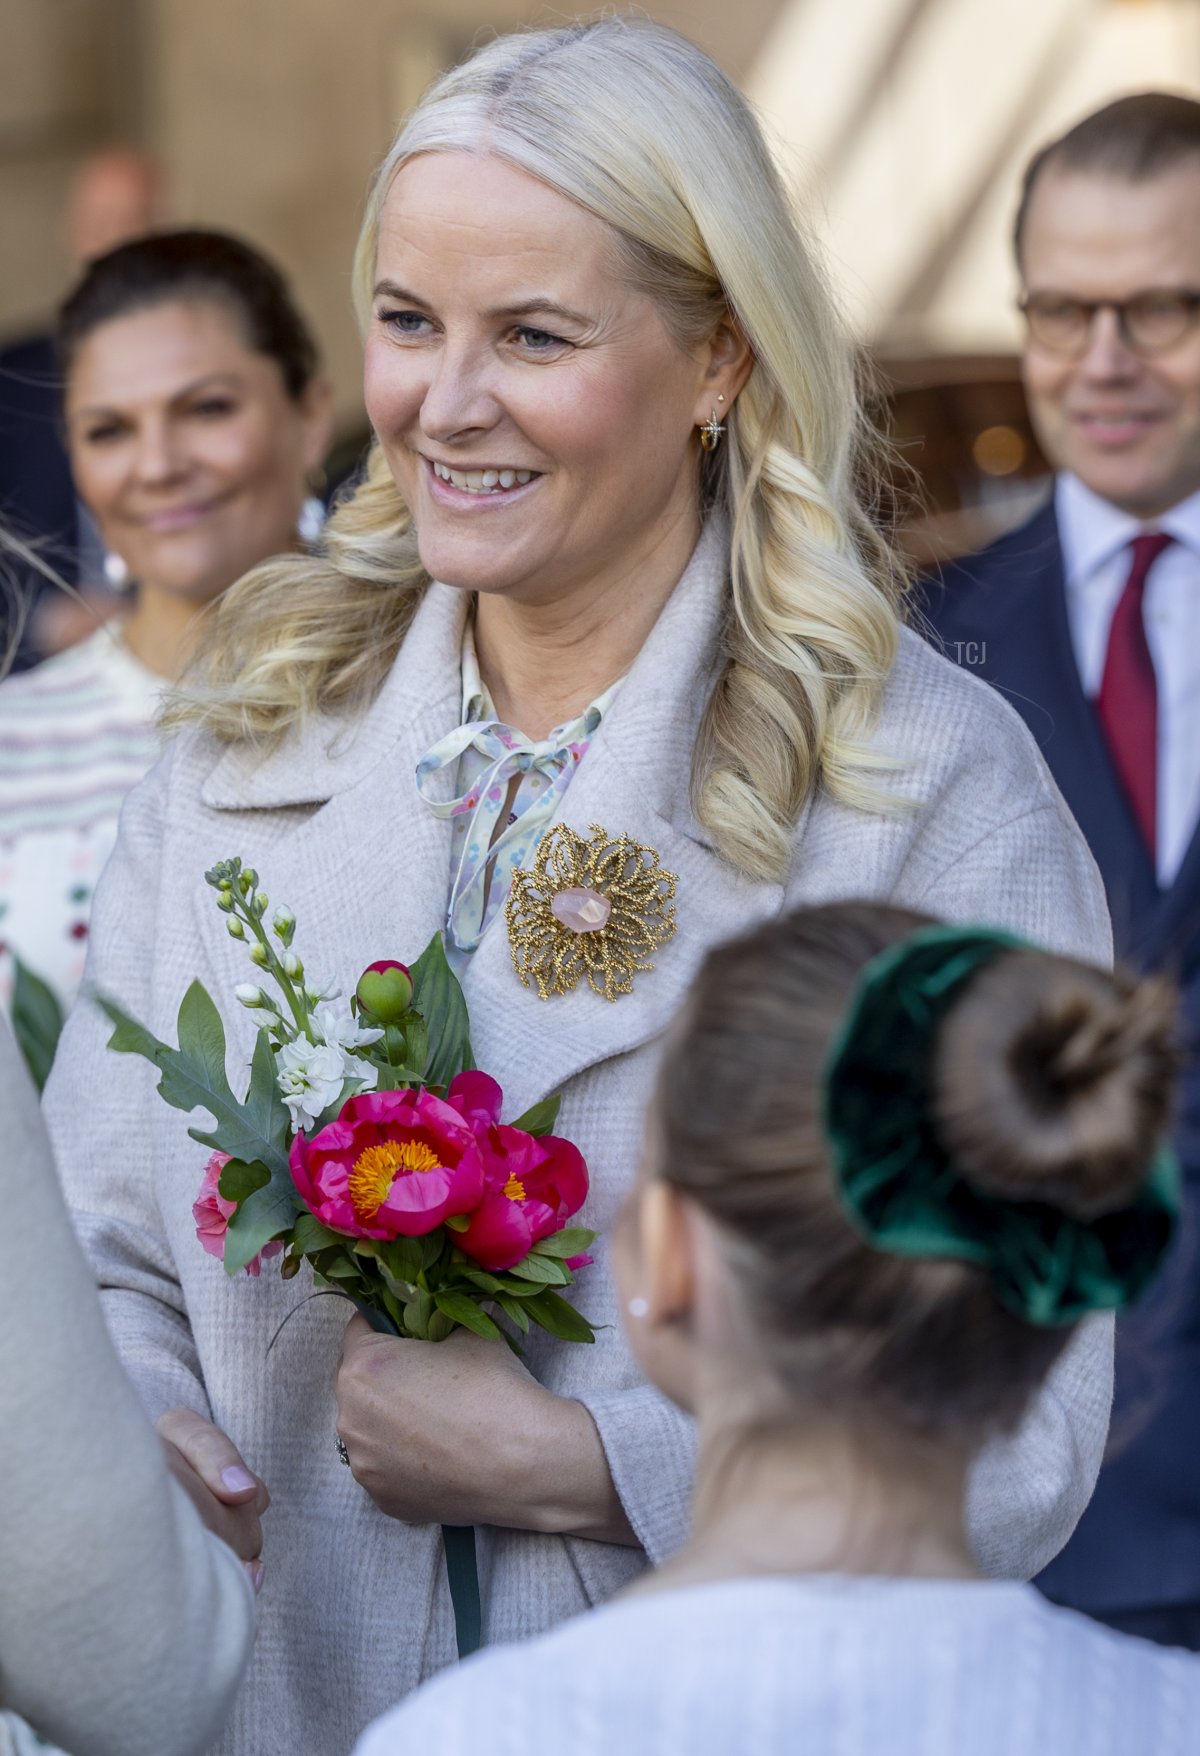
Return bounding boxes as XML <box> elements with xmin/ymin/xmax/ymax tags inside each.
<box><xmin>746</xmin><ymin>0</ymin><xmax>1200</xmax><ymax>354</ymax></box>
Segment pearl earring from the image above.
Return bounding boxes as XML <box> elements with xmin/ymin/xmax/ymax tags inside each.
<box><xmin>627</xmin><ymin>1296</ymin><xmax>649</xmax><ymax>1320</ymax></box>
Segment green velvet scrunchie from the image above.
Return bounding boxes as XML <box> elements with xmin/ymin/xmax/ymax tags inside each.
<box><xmin>822</xmin><ymin>923</ymin><xmax>1179</xmax><ymax>1327</ymax></box>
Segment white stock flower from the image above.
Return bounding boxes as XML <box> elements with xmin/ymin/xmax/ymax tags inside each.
<box><xmin>276</xmin><ymin>1039</ymin><xmax>349</xmax><ymax>1133</ymax></box>
<box><xmin>313</xmin><ymin>1003</ymin><xmax>383</xmax><ymax>1052</ymax></box>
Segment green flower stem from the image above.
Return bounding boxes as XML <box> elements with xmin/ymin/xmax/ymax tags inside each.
<box><xmin>242</xmin><ymin>905</ymin><xmax>312</xmax><ymax>1041</ymax></box>
<box><xmin>217</xmin><ymin>874</ymin><xmax>312</xmax><ymax>1041</ymax></box>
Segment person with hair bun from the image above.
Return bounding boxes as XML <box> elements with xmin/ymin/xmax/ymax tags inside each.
<box><xmin>0</xmin><ymin>229</ymin><xmax>333</xmax><ymax>1023</ymax></box>
<box><xmin>47</xmin><ymin>20</ymin><xmax>1116</xmax><ymax>1752</ymax></box>
<box><xmin>358</xmin><ymin>903</ymin><xmax>1195</xmax><ymax>1756</ymax></box>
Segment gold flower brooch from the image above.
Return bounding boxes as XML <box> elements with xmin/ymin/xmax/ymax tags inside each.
<box><xmin>505</xmin><ymin>823</ymin><xmax>678</xmax><ymax>1002</ymax></box>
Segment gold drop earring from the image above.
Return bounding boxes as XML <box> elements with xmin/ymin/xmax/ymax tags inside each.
<box><xmin>698</xmin><ymin>393</ymin><xmax>726</xmax><ymax>453</ymax></box>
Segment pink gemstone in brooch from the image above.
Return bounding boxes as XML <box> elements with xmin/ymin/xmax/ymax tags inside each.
<box><xmin>549</xmin><ymin>886</ymin><xmax>612</xmax><ymax>934</ymax></box>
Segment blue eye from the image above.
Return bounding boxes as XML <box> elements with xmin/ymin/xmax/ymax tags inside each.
<box><xmin>380</xmin><ymin>308</ymin><xmax>431</xmax><ymax>336</ymax></box>
<box><xmin>515</xmin><ymin>326</ymin><xmax>567</xmax><ymax>352</ymax></box>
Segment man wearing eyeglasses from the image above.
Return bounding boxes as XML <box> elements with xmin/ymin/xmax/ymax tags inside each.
<box><xmin>928</xmin><ymin>92</ymin><xmax>1200</xmax><ymax>1653</ymax></box>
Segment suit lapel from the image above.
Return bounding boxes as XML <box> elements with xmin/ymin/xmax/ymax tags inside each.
<box><xmin>1143</xmin><ymin>824</ymin><xmax>1200</xmax><ymax>980</ymax></box>
<box><xmin>964</xmin><ymin>505</ymin><xmax>1160</xmax><ymax>953</ymax></box>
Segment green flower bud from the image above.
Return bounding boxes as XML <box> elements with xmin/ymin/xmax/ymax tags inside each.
<box><xmin>215</xmin><ymin>891</ymin><xmax>235</xmax><ymax>913</ymax></box>
<box><xmin>355</xmin><ymin>961</ymin><xmax>414</xmax><ymax>1024</ymax></box>
<box><xmin>235</xmin><ymin>983</ymin><xmax>268</xmax><ymax>1008</ymax></box>
<box><xmin>282</xmin><ymin>951</ymin><xmax>303</xmax><ymax>979</ymax></box>
<box><xmin>280</xmin><ymin>1252</ymin><xmax>301</xmax><ymax>1280</ymax></box>
<box><xmin>272</xmin><ymin>906</ymin><xmax>296</xmax><ymax>944</ymax></box>
<box><xmin>226</xmin><ymin>916</ymin><xmax>246</xmax><ymax>940</ymax></box>
<box><xmin>248</xmin><ymin>941</ymin><xmax>269</xmax><ymax>967</ymax></box>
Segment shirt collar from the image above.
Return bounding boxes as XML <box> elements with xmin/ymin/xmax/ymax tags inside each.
<box><xmin>1057</xmin><ymin>471</ymin><xmax>1200</xmax><ymax>586</ymax></box>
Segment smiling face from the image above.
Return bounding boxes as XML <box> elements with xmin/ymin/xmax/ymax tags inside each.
<box><xmin>363</xmin><ymin>151</ymin><xmax>724</xmax><ymax>608</ymax></box>
<box><xmin>1020</xmin><ymin>160</ymin><xmax>1200</xmax><ymax>516</ymax></box>
<box><xmin>66</xmin><ymin>298</ymin><xmax>330</xmax><ymax>602</ymax></box>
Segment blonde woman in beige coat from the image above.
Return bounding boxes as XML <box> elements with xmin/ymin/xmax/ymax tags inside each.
<box><xmin>46</xmin><ymin>20</ymin><xmax>1113</xmax><ymax>1756</ymax></box>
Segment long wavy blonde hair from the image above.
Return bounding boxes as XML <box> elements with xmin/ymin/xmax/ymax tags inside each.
<box><xmin>171</xmin><ymin>16</ymin><xmax>907</xmax><ymax>882</ymax></box>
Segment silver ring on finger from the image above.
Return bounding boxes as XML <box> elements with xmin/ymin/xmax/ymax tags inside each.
<box><xmin>335</xmin><ymin>1434</ymin><xmax>350</xmax><ymax>1467</ymax></box>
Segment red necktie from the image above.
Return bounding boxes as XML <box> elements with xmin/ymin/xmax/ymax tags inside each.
<box><xmin>1095</xmin><ymin>532</ymin><xmax>1172</xmax><ymax>858</ymax></box>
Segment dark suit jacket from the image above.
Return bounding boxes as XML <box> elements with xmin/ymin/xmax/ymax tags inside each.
<box><xmin>0</xmin><ymin>330</ymin><xmax>78</xmax><ymax>668</ymax></box>
<box><xmin>926</xmin><ymin>495</ymin><xmax>1200</xmax><ymax>1612</ymax></box>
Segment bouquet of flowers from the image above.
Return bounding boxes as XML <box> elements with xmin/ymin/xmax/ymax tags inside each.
<box><xmin>99</xmin><ymin>857</ymin><xmax>597</xmax><ymax>1352</ymax></box>
<box><xmin>100</xmin><ymin>856</ymin><xmax>598</xmax><ymax>1658</ymax></box>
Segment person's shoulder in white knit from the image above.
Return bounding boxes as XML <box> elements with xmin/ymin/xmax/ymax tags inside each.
<box><xmin>355</xmin><ymin>1576</ymin><xmax>1200</xmax><ymax>1756</ymax></box>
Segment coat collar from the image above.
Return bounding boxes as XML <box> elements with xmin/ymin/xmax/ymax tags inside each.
<box><xmin>197</xmin><ymin>517</ymin><xmax>785</xmax><ymax>1120</ymax></box>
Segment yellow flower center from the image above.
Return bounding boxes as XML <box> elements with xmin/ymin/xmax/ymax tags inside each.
<box><xmin>503</xmin><ymin>1173</ymin><xmax>528</xmax><ymax>1203</ymax></box>
<box><xmin>349</xmin><ymin>1139</ymin><xmax>441</xmax><ymax>1221</ymax></box>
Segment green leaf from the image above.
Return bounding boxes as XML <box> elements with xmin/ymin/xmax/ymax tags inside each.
<box><xmin>434</xmin><ymin>1290</ymin><xmax>503</xmax><ymax>1341</ymax></box>
<box><xmin>223</xmin><ymin>1159</ymin><xmax>299</xmax><ymax>1274</ymax></box>
<box><xmin>377</xmin><ymin>1236</ymin><xmax>425</xmax><ymax>1287</ymax></box>
<box><xmin>530</xmin><ymin>1227</ymin><xmax>596</xmax><ymax>1260</ymax></box>
<box><xmin>496</xmin><ymin>1292</ymin><xmax>530</xmax><ymax>1334</ymax></box>
<box><xmin>318</xmin><ymin>1253</ymin><xmax>367</xmax><ymax>1281</ymax></box>
<box><xmin>405</xmin><ymin>1289</ymin><xmax>434</xmax><ymax>1339</ymax></box>
<box><xmin>292</xmin><ymin>1212</ymin><xmax>346</xmax><ymax>1255</ymax></box>
<box><xmin>98</xmin><ymin>991</ymin><xmax>291</xmax><ymax>1178</ymax></box>
<box><xmin>218</xmin><ymin>1159</ymin><xmax>271</xmax><ymax>1203</ymax></box>
<box><xmin>524</xmin><ymin>1289</ymin><xmax>596</xmax><ymax>1344</ymax></box>
<box><xmin>508</xmin><ymin>1094</ymin><xmax>562</xmax><ymax>1137</ymax></box>
<box><xmin>462</xmin><ymin>1269</ymin><xmax>505</xmax><ymax>1295</ymax></box>
<box><xmin>427</xmin><ymin>1309</ymin><xmax>455</xmax><ymax>1342</ymax></box>
<box><xmin>507</xmin><ymin>1251</ymin><xmax>572</xmax><ymax>1286</ymax></box>
<box><xmin>11</xmin><ymin>958</ymin><xmax>64</xmax><ymax>1092</ymax></box>
<box><xmin>409</xmin><ymin>933</ymin><xmax>474</xmax><ymax>1087</ymax></box>
<box><xmin>488</xmin><ymin>1275</ymin><xmax>546</xmax><ymax>1299</ymax></box>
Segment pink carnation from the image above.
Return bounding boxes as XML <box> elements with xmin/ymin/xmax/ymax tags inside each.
<box><xmin>192</xmin><ymin>1152</ymin><xmax>282</xmax><ymax>1277</ymax></box>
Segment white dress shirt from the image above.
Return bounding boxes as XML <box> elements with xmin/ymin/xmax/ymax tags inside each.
<box><xmin>1057</xmin><ymin>472</ymin><xmax>1200</xmax><ymax>885</ymax></box>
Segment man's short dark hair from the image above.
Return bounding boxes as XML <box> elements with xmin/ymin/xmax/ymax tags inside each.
<box><xmin>1014</xmin><ymin>91</ymin><xmax>1200</xmax><ymax>264</ymax></box>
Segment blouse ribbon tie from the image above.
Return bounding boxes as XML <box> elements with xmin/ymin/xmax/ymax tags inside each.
<box><xmin>415</xmin><ymin>660</ymin><xmax>618</xmax><ymax>959</ymax></box>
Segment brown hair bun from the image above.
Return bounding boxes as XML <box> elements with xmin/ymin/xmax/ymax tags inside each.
<box><xmin>930</xmin><ymin>952</ymin><xmax>1178</xmax><ymax>1221</ymax></box>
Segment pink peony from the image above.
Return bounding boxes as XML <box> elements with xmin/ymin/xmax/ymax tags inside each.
<box><xmin>454</xmin><ymin>1116</ymin><xmax>590</xmax><ymax>1274</ymax></box>
<box><xmin>192</xmin><ymin>1152</ymin><xmax>282</xmax><ymax>1277</ymax></box>
<box><xmin>289</xmin><ymin>1087</ymin><xmax>486</xmax><ymax>1241</ymax></box>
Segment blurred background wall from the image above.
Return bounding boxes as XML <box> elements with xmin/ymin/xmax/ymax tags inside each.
<box><xmin>4</xmin><ymin>0</ymin><xmax>1200</xmax><ymax>553</ymax></box>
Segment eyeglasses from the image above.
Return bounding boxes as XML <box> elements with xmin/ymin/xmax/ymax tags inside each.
<box><xmin>1019</xmin><ymin>288</ymin><xmax>1200</xmax><ymax>357</ymax></box>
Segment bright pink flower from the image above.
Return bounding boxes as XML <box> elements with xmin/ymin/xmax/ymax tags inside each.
<box><xmin>289</xmin><ymin>1087</ymin><xmax>486</xmax><ymax>1241</ymax></box>
<box><xmin>456</xmin><ymin>1126</ymin><xmax>589</xmax><ymax>1273</ymax></box>
<box><xmin>443</xmin><ymin>1070</ymin><xmax>504</xmax><ymax>1130</ymax></box>
<box><xmin>192</xmin><ymin>1152</ymin><xmax>282</xmax><ymax>1277</ymax></box>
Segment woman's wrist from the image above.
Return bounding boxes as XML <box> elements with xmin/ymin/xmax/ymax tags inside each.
<box><xmin>501</xmin><ymin>1386</ymin><xmax>638</xmax><ymax>1547</ymax></box>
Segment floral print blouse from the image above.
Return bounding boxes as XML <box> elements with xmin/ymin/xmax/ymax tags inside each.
<box><xmin>416</xmin><ymin>625</ymin><xmax>621</xmax><ymax>971</ymax></box>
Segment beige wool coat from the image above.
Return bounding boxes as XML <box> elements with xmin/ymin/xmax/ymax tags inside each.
<box><xmin>45</xmin><ymin>521</ymin><xmax>1115</xmax><ymax>1756</ymax></box>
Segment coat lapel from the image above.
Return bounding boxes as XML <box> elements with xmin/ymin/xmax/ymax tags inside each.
<box><xmin>462</xmin><ymin>520</ymin><xmax>784</xmax><ymax>1119</ymax></box>
<box><xmin>197</xmin><ymin>522</ymin><xmax>783</xmax><ymax>1120</ymax></box>
<box><xmin>199</xmin><ymin>583</ymin><xmax>466</xmax><ymax>987</ymax></box>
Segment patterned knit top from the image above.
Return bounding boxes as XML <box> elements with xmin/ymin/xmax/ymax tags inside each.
<box><xmin>0</xmin><ymin>624</ymin><xmax>162</xmax><ymax>1012</ymax></box>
